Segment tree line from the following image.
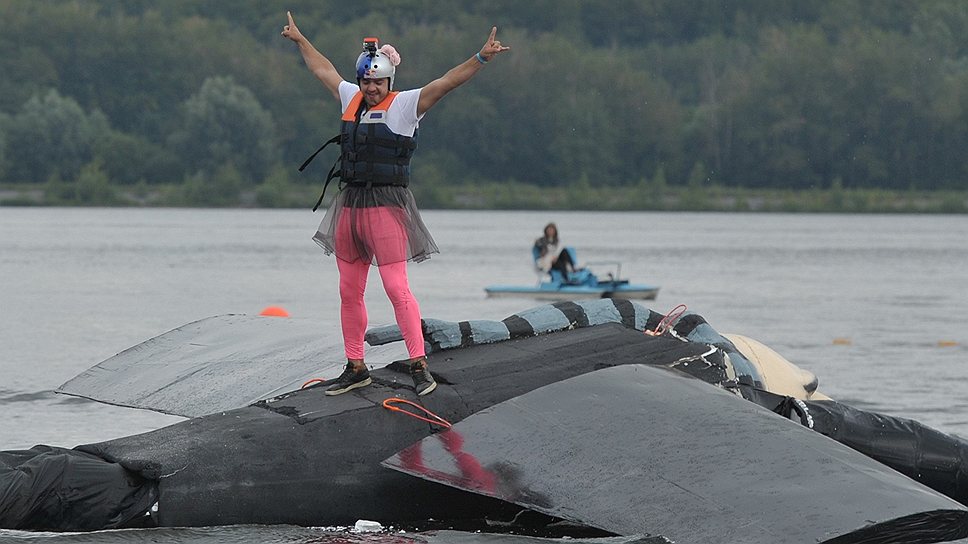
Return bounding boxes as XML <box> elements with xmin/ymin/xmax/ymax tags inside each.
<box><xmin>1</xmin><ymin>0</ymin><xmax>967</xmax><ymax>207</ymax></box>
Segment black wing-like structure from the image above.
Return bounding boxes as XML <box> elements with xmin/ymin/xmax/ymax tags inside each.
<box><xmin>384</xmin><ymin>364</ymin><xmax>968</xmax><ymax>544</ymax></box>
<box><xmin>55</xmin><ymin>314</ymin><xmax>398</xmax><ymax>418</ymax></box>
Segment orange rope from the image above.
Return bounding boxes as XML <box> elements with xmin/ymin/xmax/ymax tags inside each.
<box><xmin>301</xmin><ymin>378</ymin><xmax>327</xmax><ymax>389</ymax></box>
<box><xmin>382</xmin><ymin>397</ymin><xmax>452</xmax><ymax>428</ymax></box>
<box><xmin>645</xmin><ymin>304</ymin><xmax>687</xmax><ymax>336</ymax></box>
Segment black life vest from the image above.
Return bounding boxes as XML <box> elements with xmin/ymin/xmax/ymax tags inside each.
<box><xmin>300</xmin><ymin>91</ymin><xmax>418</xmax><ymax>211</ymax></box>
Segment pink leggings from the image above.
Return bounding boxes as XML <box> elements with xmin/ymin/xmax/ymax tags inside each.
<box><xmin>335</xmin><ymin>207</ymin><xmax>425</xmax><ymax>361</ymax></box>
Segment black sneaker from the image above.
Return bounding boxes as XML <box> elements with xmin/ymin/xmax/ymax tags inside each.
<box><xmin>325</xmin><ymin>362</ymin><xmax>372</xmax><ymax>396</ymax></box>
<box><xmin>410</xmin><ymin>359</ymin><xmax>437</xmax><ymax>396</ymax></box>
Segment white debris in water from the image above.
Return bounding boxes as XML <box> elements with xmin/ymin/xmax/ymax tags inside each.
<box><xmin>308</xmin><ymin>525</ymin><xmax>349</xmax><ymax>531</ymax></box>
<box><xmin>353</xmin><ymin>519</ymin><xmax>384</xmax><ymax>532</ymax></box>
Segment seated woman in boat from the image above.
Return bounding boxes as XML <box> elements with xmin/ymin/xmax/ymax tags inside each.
<box><xmin>533</xmin><ymin>222</ymin><xmax>576</xmax><ymax>280</ymax></box>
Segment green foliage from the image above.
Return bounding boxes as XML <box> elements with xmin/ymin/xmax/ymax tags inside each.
<box><xmin>176</xmin><ymin>162</ymin><xmax>244</xmax><ymax>207</ymax></box>
<box><xmin>43</xmin><ymin>160</ymin><xmax>118</xmax><ymax>205</ymax></box>
<box><xmin>0</xmin><ymin>113</ymin><xmax>7</xmax><ymax>180</ymax></box>
<box><xmin>4</xmin><ymin>89</ymin><xmax>110</xmax><ymax>183</ymax></box>
<box><xmin>94</xmin><ymin>130</ymin><xmax>182</xmax><ymax>185</ymax></box>
<box><xmin>255</xmin><ymin>165</ymin><xmax>316</xmax><ymax>208</ymax></box>
<box><xmin>74</xmin><ymin>160</ymin><xmax>119</xmax><ymax>204</ymax></box>
<box><xmin>2</xmin><ymin>0</ymin><xmax>968</xmax><ymax>208</ymax></box>
<box><xmin>687</xmin><ymin>162</ymin><xmax>709</xmax><ymax>188</ymax></box>
<box><xmin>169</xmin><ymin>76</ymin><xmax>278</xmax><ymax>183</ymax></box>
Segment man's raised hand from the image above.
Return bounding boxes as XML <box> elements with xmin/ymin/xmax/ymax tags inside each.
<box><xmin>281</xmin><ymin>11</ymin><xmax>304</xmax><ymax>43</ymax></box>
<box><xmin>479</xmin><ymin>27</ymin><xmax>510</xmax><ymax>61</ymax></box>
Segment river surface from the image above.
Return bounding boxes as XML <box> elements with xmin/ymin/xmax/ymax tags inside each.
<box><xmin>2</xmin><ymin>208</ymin><xmax>967</xmax><ymax>542</ymax></box>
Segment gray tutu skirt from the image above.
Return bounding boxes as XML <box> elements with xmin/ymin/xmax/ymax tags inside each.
<box><xmin>313</xmin><ymin>186</ymin><xmax>439</xmax><ymax>266</ymax></box>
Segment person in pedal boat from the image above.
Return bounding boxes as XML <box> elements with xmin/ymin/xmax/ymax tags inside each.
<box><xmin>282</xmin><ymin>12</ymin><xmax>509</xmax><ymax>396</ymax></box>
<box><xmin>534</xmin><ymin>223</ymin><xmax>577</xmax><ymax>280</ymax></box>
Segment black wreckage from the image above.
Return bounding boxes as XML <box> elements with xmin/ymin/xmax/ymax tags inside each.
<box><xmin>3</xmin><ymin>299</ymin><xmax>968</xmax><ymax>543</ymax></box>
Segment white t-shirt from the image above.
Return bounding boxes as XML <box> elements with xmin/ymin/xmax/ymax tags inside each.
<box><xmin>338</xmin><ymin>80</ymin><xmax>425</xmax><ymax>137</ymax></box>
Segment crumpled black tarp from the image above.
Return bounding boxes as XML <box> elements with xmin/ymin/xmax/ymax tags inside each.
<box><xmin>741</xmin><ymin>385</ymin><xmax>968</xmax><ymax>508</ymax></box>
<box><xmin>54</xmin><ymin>300</ymin><xmax>763</xmax><ymax>420</ymax></box>
<box><xmin>0</xmin><ymin>445</ymin><xmax>157</xmax><ymax>530</ymax></box>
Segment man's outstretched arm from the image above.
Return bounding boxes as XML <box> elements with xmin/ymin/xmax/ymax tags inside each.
<box><xmin>282</xmin><ymin>11</ymin><xmax>343</xmax><ymax>100</ymax></box>
<box><xmin>417</xmin><ymin>27</ymin><xmax>510</xmax><ymax>116</ymax></box>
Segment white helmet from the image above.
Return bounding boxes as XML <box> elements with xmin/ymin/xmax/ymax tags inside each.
<box><xmin>356</xmin><ymin>37</ymin><xmax>396</xmax><ymax>89</ymax></box>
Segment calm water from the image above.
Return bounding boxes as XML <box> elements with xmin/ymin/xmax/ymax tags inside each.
<box><xmin>2</xmin><ymin>207</ymin><xmax>968</xmax><ymax>541</ymax></box>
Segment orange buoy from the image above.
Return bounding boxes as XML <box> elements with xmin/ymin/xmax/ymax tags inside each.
<box><xmin>259</xmin><ymin>306</ymin><xmax>290</xmax><ymax>318</ymax></box>
<box><xmin>938</xmin><ymin>340</ymin><xmax>959</xmax><ymax>348</ymax></box>
<box><xmin>832</xmin><ymin>337</ymin><xmax>852</xmax><ymax>346</ymax></box>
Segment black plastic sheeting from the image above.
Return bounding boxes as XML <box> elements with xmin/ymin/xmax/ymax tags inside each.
<box><xmin>741</xmin><ymin>386</ymin><xmax>968</xmax><ymax>507</ymax></box>
<box><xmin>54</xmin><ymin>300</ymin><xmax>763</xmax><ymax>420</ymax></box>
<box><xmin>6</xmin><ymin>303</ymin><xmax>968</xmax><ymax>537</ymax></box>
<box><xmin>71</xmin><ymin>325</ymin><xmax>709</xmax><ymax>529</ymax></box>
<box><xmin>383</xmin><ymin>364</ymin><xmax>968</xmax><ymax>544</ymax></box>
<box><xmin>0</xmin><ymin>445</ymin><xmax>156</xmax><ymax>530</ymax></box>
<box><xmin>55</xmin><ymin>314</ymin><xmax>402</xmax><ymax>418</ymax></box>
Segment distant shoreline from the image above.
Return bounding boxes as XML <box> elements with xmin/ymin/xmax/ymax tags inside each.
<box><xmin>2</xmin><ymin>182</ymin><xmax>966</xmax><ymax>214</ymax></box>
